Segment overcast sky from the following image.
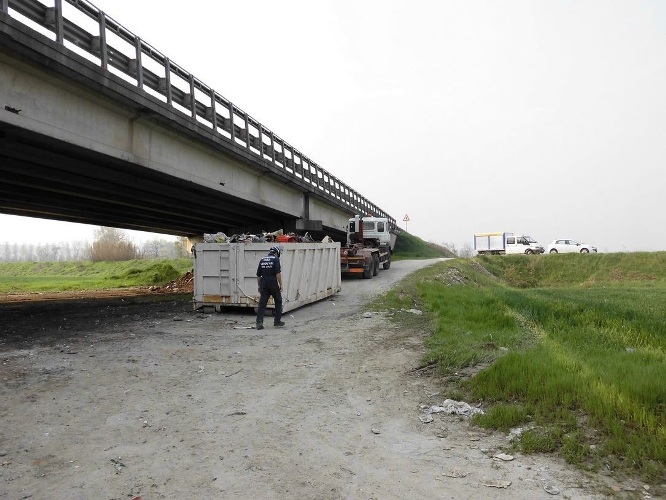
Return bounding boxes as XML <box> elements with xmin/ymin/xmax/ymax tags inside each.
<box><xmin>2</xmin><ymin>0</ymin><xmax>665</xmax><ymax>252</ymax></box>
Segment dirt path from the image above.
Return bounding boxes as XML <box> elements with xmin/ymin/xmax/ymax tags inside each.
<box><xmin>0</xmin><ymin>259</ymin><xmax>613</xmax><ymax>499</ymax></box>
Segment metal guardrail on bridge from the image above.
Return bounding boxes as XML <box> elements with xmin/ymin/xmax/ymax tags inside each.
<box><xmin>2</xmin><ymin>0</ymin><xmax>397</xmax><ymax>230</ymax></box>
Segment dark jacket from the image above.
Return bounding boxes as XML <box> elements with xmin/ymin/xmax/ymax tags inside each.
<box><xmin>256</xmin><ymin>254</ymin><xmax>281</xmax><ymax>283</ymax></box>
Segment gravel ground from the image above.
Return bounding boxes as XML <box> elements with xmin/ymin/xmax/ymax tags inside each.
<box><xmin>0</xmin><ymin>259</ymin><xmax>628</xmax><ymax>499</ymax></box>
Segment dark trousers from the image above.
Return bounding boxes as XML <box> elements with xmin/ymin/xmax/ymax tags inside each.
<box><xmin>256</xmin><ymin>280</ymin><xmax>282</xmax><ymax>325</ymax></box>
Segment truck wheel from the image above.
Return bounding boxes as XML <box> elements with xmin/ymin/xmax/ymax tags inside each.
<box><xmin>549</xmin><ymin>249</ymin><xmax>558</xmax><ymax>254</ymax></box>
<box><xmin>363</xmin><ymin>261</ymin><xmax>373</xmax><ymax>279</ymax></box>
<box><xmin>383</xmin><ymin>254</ymin><xmax>391</xmax><ymax>270</ymax></box>
<box><xmin>580</xmin><ymin>248</ymin><xmax>589</xmax><ymax>253</ymax></box>
<box><xmin>372</xmin><ymin>255</ymin><xmax>379</xmax><ymax>276</ymax></box>
<box><xmin>525</xmin><ymin>249</ymin><xmax>533</xmax><ymax>255</ymax></box>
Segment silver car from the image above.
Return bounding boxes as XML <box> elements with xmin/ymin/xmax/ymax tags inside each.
<box><xmin>547</xmin><ymin>239</ymin><xmax>597</xmax><ymax>254</ymax></box>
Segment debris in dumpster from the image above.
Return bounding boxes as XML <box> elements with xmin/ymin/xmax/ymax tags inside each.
<box><xmin>203</xmin><ymin>229</ymin><xmax>322</xmax><ymax>244</ymax></box>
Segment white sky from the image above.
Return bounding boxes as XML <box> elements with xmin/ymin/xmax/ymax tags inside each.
<box><xmin>2</xmin><ymin>0</ymin><xmax>665</xmax><ymax>252</ymax></box>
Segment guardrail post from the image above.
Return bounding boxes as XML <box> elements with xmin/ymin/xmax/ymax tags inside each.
<box><xmin>188</xmin><ymin>74</ymin><xmax>196</xmax><ymax>118</ymax></box>
<box><xmin>228</xmin><ymin>103</ymin><xmax>235</xmax><ymax>142</ymax></box>
<box><xmin>1</xmin><ymin>0</ymin><xmax>8</xmax><ymax>14</ymax></box>
<box><xmin>163</xmin><ymin>58</ymin><xmax>172</xmax><ymax>105</ymax></box>
<box><xmin>45</xmin><ymin>0</ymin><xmax>64</xmax><ymax>43</ymax></box>
<box><xmin>258</xmin><ymin>125</ymin><xmax>264</xmax><ymax>160</ymax></box>
<box><xmin>269</xmin><ymin>131</ymin><xmax>276</xmax><ymax>164</ymax></box>
<box><xmin>208</xmin><ymin>89</ymin><xmax>217</xmax><ymax>130</ymax></box>
<box><xmin>133</xmin><ymin>37</ymin><xmax>143</xmax><ymax>88</ymax></box>
<box><xmin>96</xmin><ymin>11</ymin><xmax>108</xmax><ymax>69</ymax></box>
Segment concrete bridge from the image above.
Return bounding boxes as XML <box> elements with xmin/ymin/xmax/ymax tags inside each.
<box><xmin>0</xmin><ymin>0</ymin><xmax>395</xmax><ymax>242</ymax></box>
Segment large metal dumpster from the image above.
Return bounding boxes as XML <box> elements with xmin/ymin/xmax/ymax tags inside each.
<box><xmin>193</xmin><ymin>242</ymin><xmax>341</xmax><ymax>312</ymax></box>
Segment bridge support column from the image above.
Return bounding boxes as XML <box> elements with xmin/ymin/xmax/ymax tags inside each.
<box><xmin>303</xmin><ymin>192</ymin><xmax>310</xmax><ymax>220</ymax></box>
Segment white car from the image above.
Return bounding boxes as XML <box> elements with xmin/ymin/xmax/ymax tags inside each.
<box><xmin>547</xmin><ymin>239</ymin><xmax>597</xmax><ymax>254</ymax></box>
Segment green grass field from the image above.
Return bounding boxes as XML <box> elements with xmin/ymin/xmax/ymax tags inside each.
<box><xmin>371</xmin><ymin>252</ymin><xmax>666</xmax><ymax>483</ymax></box>
<box><xmin>0</xmin><ymin>259</ymin><xmax>193</xmax><ymax>293</ymax></box>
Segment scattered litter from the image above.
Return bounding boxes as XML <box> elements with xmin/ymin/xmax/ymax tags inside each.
<box><xmin>442</xmin><ymin>469</ymin><xmax>468</xmax><ymax>478</ymax></box>
<box><xmin>422</xmin><ymin>399</ymin><xmax>484</xmax><ymax>417</ymax></box>
<box><xmin>233</xmin><ymin>326</ymin><xmax>254</xmax><ymax>329</ymax></box>
<box><xmin>508</xmin><ymin>426</ymin><xmax>527</xmax><ymax>441</ymax></box>
<box><xmin>543</xmin><ymin>484</ymin><xmax>560</xmax><ymax>495</ymax></box>
<box><xmin>482</xmin><ymin>479</ymin><xmax>511</xmax><ymax>489</ymax></box>
<box><xmin>363</xmin><ymin>312</ymin><xmax>373</xmax><ymax>318</ymax></box>
<box><xmin>110</xmin><ymin>457</ymin><xmax>125</xmax><ymax>474</ymax></box>
<box><xmin>493</xmin><ymin>453</ymin><xmax>514</xmax><ymax>461</ymax></box>
<box><xmin>371</xmin><ymin>428</ymin><xmax>381</xmax><ymax>434</ymax></box>
<box><xmin>406</xmin><ymin>308</ymin><xmax>423</xmax><ymax>315</ymax></box>
<box><xmin>419</xmin><ymin>414</ymin><xmax>434</xmax><ymax>424</ymax></box>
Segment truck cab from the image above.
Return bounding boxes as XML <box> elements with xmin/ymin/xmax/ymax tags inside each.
<box><xmin>347</xmin><ymin>216</ymin><xmax>393</xmax><ymax>248</ymax></box>
<box><xmin>505</xmin><ymin>234</ymin><xmax>544</xmax><ymax>254</ymax></box>
<box><xmin>341</xmin><ymin>216</ymin><xmax>397</xmax><ymax>278</ymax></box>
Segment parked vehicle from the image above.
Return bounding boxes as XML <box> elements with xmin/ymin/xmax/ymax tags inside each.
<box><xmin>547</xmin><ymin>239</ymin><xmax>597</xmax><ymax>254</ymax></box>
<box><xmin>474</xmin><ymin>232</ymin><xmax>545</xmax><ymax>255</ymax></box>
<box><xmin>192</xmin><ymin>242</ymin><xmax>341</xmax><ymax>312</ymax></box>
<box><xmin>340</xmin><ymin>216</ymin><xmax>397</xmax><ymax>278</ymax></box>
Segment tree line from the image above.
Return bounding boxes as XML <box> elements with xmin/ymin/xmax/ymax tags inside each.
<box><xmin>0</xmin><ymin>227</ymin><xmax>191</xmax><ymax>262</ymax></box>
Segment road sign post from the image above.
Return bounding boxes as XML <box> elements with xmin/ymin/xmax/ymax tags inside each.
<box><xmin>403</xmin><ymin>214</ymin><xmax>410</xmax><ymax>232</ymax></box>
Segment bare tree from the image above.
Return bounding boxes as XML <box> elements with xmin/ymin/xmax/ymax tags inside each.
<box><xmin>175</xmin><ymin>237</ymin><xmax>191</xmax><ymax>258</ymax></box>
<box><xmin>69</xmin><ymin>241</ymin><xmax>90</xmax><ymax>261</ymax></box>
<box><xmin>440</xmin><ymin>241</ymin><xmax>458</xmax><ymax>257</ymax></box>
<box><xmin>143</xmin><ymin>239</ymin><xmax>162</xmax><ymax>259</ymax></box>
<box><xmin>90</xmin><ymin>227</ymin><xmax>139</xmax><ymax>261</ymax></box>
<box><xmin>35</xmin><ymin>244</ymin><xmax>60</xmax><ymax>261</ymax></box>
<box><xmin>458</xmin><ymin>242</ymin><xmax>474</xmax><ymax>258</ymax></box>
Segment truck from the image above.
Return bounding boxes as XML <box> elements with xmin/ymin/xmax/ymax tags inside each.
<box><xmin>192</xmin><ymin>241</ymin><xmax>341</xmax><ymax>312</ymax></box>
<box><xmin>340</xmin><ymin>215</ymin><xmax>397</xmax><ymax>278</ymax></box>
<box><xmin>474</xmin><ymin>232</ymin><xmax>545</xmax><ymax>255</ymax></box>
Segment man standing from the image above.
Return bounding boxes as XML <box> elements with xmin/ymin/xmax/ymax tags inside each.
<box><xmin>255</xmin><ymin>246</ymin><xmax>285</xmax><ymax>330</ymax></box>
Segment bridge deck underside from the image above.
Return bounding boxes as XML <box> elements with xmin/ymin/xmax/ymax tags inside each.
<box><xmin>0</xmin><ymin>123</ymin><xmax>342</xmax><ymax>239</ymax></box>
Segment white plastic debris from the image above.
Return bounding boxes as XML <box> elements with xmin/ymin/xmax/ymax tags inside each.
<box><xmin>482</xmin><ymin>479</ymin><xmax>511</xmax><ymax>489</ymax></box>
<box><xmin>423</xmin><ymin>399</ymin><xmax>484</xmax><ymax>417</ymax></box>
<box><xmin>442</xmin><ymin>469</ymin><xmax>469</xmax><ymax>478</ymax></box>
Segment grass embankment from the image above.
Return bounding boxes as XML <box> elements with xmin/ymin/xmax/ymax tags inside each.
<box><xmin>0</xmin><ymin>259</ymin><xmax>193</xmax><ymax>293</ymax></box>
<box><xmin>392</xmin><ymin>231</ymin><xmax>455</xmax><ymax>259</ymax></box>
<box><xmin>372</xmin><ymin>252</ymin><xmax>666</xmax><ymax>483</ymax></box>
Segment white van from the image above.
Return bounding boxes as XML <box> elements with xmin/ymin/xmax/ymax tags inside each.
<box><xmin>475</xmin><ymin>232</ymin><xmax>545</xmax><ymax>255</ymax></box>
